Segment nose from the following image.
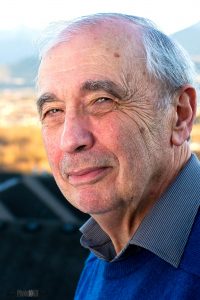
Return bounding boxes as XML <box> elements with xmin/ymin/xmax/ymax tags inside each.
<box><xmin>60</xmin><ymin>113</ymin><xmax>95</xmax><ymax>153</ymax></box>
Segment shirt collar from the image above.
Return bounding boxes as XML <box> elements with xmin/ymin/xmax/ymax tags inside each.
<box><xmin>80</xmin><ymin>154</ymin><xmax>200</xmax><ymax>267</ymax></box>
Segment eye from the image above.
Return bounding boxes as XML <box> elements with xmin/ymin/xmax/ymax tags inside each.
<box><xmin>46</xmin><ymin>108</ymin><xmax>61</xmax><ymax>115</ymax></box>
<box><xmin>95</xmin><ymin>97</ymin><xmax>113</xmax><ymax>104</ymax></box>
<box><xmin>86</xmin><ymin>97</ymin><xmax>117</xmax><ymax>116</ymax></box>
<box><xmin>42</xmin><ymin>108</ymin><xmax>62</xmax><ymax>117</ymax></box>
<box><xmin>41</xmin><ymin>107</ymin><xmax>64</xmax><ymax>125</ymax></box>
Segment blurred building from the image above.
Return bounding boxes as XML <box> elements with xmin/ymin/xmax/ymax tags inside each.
<box><xmin>0</xmin><ymin>173</ymin><xmax>89</xmax><ymax>300</ymax></box>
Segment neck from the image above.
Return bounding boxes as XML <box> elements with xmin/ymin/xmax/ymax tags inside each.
<box><xmin>92</xmin><ymin>191</ymin><xmax>160</xmax><ymax>254</ymax></box>
<box><xmin>92</xmin><ymin>146</ymin><xmax>191</xmax><ymax>254</ymax></box>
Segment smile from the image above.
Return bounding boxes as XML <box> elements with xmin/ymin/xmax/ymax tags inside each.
<box><xmin>67</xmin><ymin>167</ymin><xmax>111</xmax><ymax>186</ymax></box>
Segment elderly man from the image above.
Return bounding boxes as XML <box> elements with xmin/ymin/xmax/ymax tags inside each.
<box><xmin>37</xmin><ymin>13</ymin><xmax>200</xmax><ymax>299</ymax></box>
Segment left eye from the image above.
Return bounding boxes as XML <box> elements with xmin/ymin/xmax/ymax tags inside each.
<box><xmin>95</xmin><ymin>97</ymin><xmax>113</xmax><ymax>103</ymax></box>
<box><xmin>86</xmin><ymin>97</ymin><xmax>117</xmax><ymax>116</ymax></box>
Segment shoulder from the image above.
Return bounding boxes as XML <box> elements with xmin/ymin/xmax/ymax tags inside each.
<box><xmin>180</xmin><ymin>208</ymin><xmax>200</xmax><ymax>278</ymax></box>
<box><xmin>85</xmin><ymin>252</ymin><xmax>98</xmax><ymax>265</ymax></box>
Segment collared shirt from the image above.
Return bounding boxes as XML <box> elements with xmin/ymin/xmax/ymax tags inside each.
<box><xmin>80</xmin><ymin>154</ymin><xmax>200</xmax><ymax>268</ymax></box>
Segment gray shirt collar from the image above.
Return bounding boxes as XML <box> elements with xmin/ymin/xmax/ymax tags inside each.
<box><xmin>80</xmin><ymin>154</ymin><xmax>200</xmax><ymax>267</ymax></box>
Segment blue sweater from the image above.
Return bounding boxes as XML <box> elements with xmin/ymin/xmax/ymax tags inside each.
<box><xmin>75</xmin><ymin>210</ymin><xmax>200</xmax><ymax>300</ymax></box>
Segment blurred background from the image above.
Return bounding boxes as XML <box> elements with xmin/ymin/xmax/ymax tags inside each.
<box><xmin>0</xmin><ymin>0</ymin><xmax>200</xmax><ymax>299</ymax></box>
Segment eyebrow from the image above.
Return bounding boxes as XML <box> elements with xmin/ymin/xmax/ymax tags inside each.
<box><xmin>36</xmin><ymin>92</ymin><xmax>58</xmax><ymax>115</ymax></box>
<box><xmin>36</xmin><ymin>79</ymin><xmax>130</xmax><ymax>115</ymax></box>
<box><xmin>81</xmin><ymin>79</ymin><xmax>128</xmax><ymax>99</ymax></box>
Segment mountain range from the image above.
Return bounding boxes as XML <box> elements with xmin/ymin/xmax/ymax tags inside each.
<box><xmin>171</xmin><ymin>21</ymin><xmax>200</xmax><ymax>59</ymax></box>
<box><xmin>0</xmin><ymin>22</ymin><xmax>200</xmax><ymax>89</ymax></box>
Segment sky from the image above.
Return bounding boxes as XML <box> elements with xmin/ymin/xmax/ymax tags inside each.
<box><xmin>0</xmin><ymin>0</ymin><xmax>200</xmax><ymax>34</ymax></box>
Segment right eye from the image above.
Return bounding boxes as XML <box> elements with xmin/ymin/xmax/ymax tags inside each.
<box><xmin>41</xmin><ymin>108</ymin><xmax>65</xmax><ymax>126</ymax></box>
<box><xmin>42</xmin><ymin>107</ymin><xmax>62</xmax><ymax>118</ymax></box>
<box><xmin>45</xmin><ymin>108</ymin><xmax>61</xmax><ymax>116</ymax></box>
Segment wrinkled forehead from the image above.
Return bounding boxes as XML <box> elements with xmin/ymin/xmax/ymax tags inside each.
<box><xmin>39</xmin><ymin>21</ymin><xmax>144</xmax><ymax>75</ymax></box>
<box><xmin>65</xmin><ymin>18</ymin><xmax>143</xmax><ymax>43</ymax></box>
<box><xmin>41</xmin><ymin>19</ymin><xmax>144</xmax><ymax>65</ymax></box>
<box><xmin>37</xmin><ymin>20</ymin><xmax>147</xmax><ymax>98</ymax></box>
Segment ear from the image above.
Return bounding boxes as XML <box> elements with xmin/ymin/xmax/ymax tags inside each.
<box><xmin>171</xmin><ymin>85</ymin><xmax>197</xmax><ymax>146</ymax></box>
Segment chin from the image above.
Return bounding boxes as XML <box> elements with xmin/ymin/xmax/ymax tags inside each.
<box><xmin>74</xmin><ymin>198</ymin><xmax>112</xmax><ymax>215</ymax></box>
<box><xmin>66</xmin><ymin>190</ymin><xmax>117</xmax><ymax>215</ymax></box>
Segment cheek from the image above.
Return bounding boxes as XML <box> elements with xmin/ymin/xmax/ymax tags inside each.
<box><xmin>42</xmin><ymin>128</ymin><xmax>62</xmax><ymax>171</ymax></box>
<box><xmin>107</xmin><ymin>118</ymin><xmax>153</xmax><ymax>180</ymax></box>
<box><xmin>96</xmin><ymin>116</ymin><xmax>142</xmax><ymax>173</ymax></box>
<box><xmin>95</xmin><ymin>113</ymin><xmax>123</xmax><ymax>142</ymax></box>
<box><xmin>95</xmin><ymin>113</ymin><xmax>130</xmax><ymax>147</ymax></box>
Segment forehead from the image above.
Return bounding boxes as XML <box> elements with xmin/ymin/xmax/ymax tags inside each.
<box><xmin>39</xmin><ymin>20</ymin><xmax>143</xmax><ymax>69</ymax></box>
<box><xmin>37</xmin><ymin>22</ymin><xmax>145</xmax><ymax>95</ymax></box>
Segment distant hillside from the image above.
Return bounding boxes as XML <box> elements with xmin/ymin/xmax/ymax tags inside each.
<box><xmin>0</xmin><ymin>56</ymin><xmax>39</xmax><ymax>88</ymax></box>
<box><xmin>171</xmin><ymin>21</ymin><xmax>200</xmax><ymax>60</ymax></box>
<box><xmin>10</xmin><ymin>56</ymin><xmax>39</xmax><ymax>86</ymax></box>
<box><xmin>0</xmin><ymin>28</ymin><xmax>40</xmax><ymax>88</ymax></box>
<box><xmin>0</xmin><ymin>28</ymin><xmax>39</xmax><ymax>64</ymax></box>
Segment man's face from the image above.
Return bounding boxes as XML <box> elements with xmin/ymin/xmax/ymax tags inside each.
<box><xmin>37</xmin><ymin>29</ymin><xmax>172</xmax><ymax>216</ymax></box>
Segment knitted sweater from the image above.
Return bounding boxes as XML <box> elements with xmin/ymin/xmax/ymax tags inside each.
<box><xmin>75</xmin><ymin>209</ymin><xmax>200</xmax><ymax>300</ymax></box>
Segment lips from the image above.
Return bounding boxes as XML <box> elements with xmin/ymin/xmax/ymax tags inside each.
<box><xmin>67</xmin><ymin>166</ymin><xmax>111</xmax><ymax>186</ymax></box>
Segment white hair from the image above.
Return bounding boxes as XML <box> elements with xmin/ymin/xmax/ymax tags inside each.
<box><xmin>38</xmin><ymin>13</ymin><xmax>198</xmax><ymax>108</ymax></box>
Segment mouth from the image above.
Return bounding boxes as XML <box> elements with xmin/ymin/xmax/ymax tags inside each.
<box><xmin>67</xmin><ymin>166</ymin><xmax>111</xmax><ymax>186</ymax></box>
